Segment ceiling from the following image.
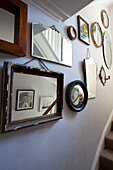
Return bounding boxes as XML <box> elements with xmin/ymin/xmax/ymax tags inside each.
<box><xmin>25</xmin><ymin>0</ymin><xmax>94</xmax><ymax>21</ymax></box>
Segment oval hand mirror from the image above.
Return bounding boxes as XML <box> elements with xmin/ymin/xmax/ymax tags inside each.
<box><xmin>91</xmin><ymin>22</ymin><xmax>102</xmax><ymax>47</ymax></box>
<box><xmin>103</xmin><ymin>31</ymin><xmax>112</xmax><ymax>69</ymax></box>
<box><xmin>101</xmin><ymin>10</ymin><xmax>109</xmax><ymax>29</ymax></box>
<box><xmin>66</xmin><ymin>80</ymin><xmax>88</xmax><ymax>112</ymax></box>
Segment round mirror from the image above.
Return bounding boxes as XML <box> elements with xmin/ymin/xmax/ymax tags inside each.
<box><xmin>67</xmin><ymin>26</ymin><xmax>76</xmax><ymax>40</ymax></box>
<box><xmin>91</xmin><ymin>22</ymin><xmax>102</xmax><ymax>47</ymax></box>
<box><xmin>101</xmin><ymin>10</ymin><xmax>109</xmax><ymax>29</ymax></box>
<box><xmin>103</xmin><ymin>31</ymin><xmax>112</xmax><ymax>69</ymax></box>
<box><xmin>66</xmin><ymin>80</ymin><xmax>88</xmax><ymax>112</ymax></box>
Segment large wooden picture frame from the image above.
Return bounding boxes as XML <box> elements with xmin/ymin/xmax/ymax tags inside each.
<box><xmin>1</xmin><ymin>62</ymin><xmax>64</xmax><ymax>132</ymax></box>
<box><xmin>0</xmin><ymin>0</ymin><xmax>27</xmax><ymax>56</ymax></box>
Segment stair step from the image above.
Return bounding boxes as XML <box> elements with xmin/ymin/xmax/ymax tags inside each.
<box><xmin>100</xmin><ymin>149</ymin><xmax>113</xmax><ymax>170</ymax></box>
<box><xmin>105</xmin><ymin>131</ymin><xmax>113</xmax><ymax>150</ymax></box>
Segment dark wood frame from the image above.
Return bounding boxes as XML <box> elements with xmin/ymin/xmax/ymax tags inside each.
<box><xmin>101</xmin><ymin>10</ymin><xmax>109</xmax><ymax>29</ymax></box>
<box><xmin>67</xmin><ymin>26</ymin><xmax>76</xmax><ymax>40</ymax></box>
<box><xmin>1</xmin><ymin>62</ymin><xmax>64</xmax><ymax>132</ymax></box>
<box><xmin>66</xmin><ymin>80</ymin><xmax>88</xmax><ymax>112</ymax></box>
<box><xmin>77</xmin><ymin>15</ymin><xmax>90</xmax><ymax>45</ymax></box>
<box><xmin>16</xmin><ymin>90</ymin><xmax>35</xmax><ymax>111</ymax></box>
<box><xmin>91</xmin><ymin>22</ymin><xmax>102</xmax><ymax>48</ymax></box>
<box><xmin>0</xmin><ymin>0</ymin><xmax>27</xmax><ymax>56</ymax></box>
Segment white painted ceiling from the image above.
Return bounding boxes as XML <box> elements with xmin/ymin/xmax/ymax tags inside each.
<box><xmin>94</xmin><ymin>0</ymin><xmax>113</xmax><ymax>7</ymax></box>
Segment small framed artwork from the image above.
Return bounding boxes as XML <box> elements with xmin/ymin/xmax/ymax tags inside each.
<box><xmin>40</xmin><ymin>97</ymin><xmax>54</xmax><ymax>112</ymax></box>
<box><xmin>77</xmin><ymin>15</ymin><xmax>90</xmax><ymax>45</ymax></box>
<box><xmin>16</xmin><ymin>90</ymin><xmax>35</xmax><ymax>111</ymax></box>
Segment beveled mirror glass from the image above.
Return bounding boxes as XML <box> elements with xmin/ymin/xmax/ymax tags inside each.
<box><xmin>101</xmin><ymin>10</ymin><xmax>109</xmax><ymax>29</ymax></box>
<box><xmin>31</xmin><ymin>22</ymin><xmax>72</xmax><ymax>67</ymax></box>
<box><xmin>84</xmin><ymin>57</ymin><xmax>97</xmax><ymax>98</ymax></box>
<box><xmin>103</xmin><ymin>31</ymin><xmax>112</xmax><ymax>69</ymax></box>
<box><xmin>1</xmin><ymin>62</ymin><xmax>64</xmax><ymax>132</ymax></box>
<box><xmin>91</xmin><ymin>22</ymin><xmax>102</xmax><ymax>47</ymax></box>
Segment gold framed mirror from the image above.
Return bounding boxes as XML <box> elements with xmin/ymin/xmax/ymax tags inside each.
<box><xmin>91</xmin><ymin>22</ymin><xmax>102</xmax><ymax>48</ymax></box>
<box><xmin>101</xmin><ymin>10</ymin><xmax>109</xmax><ymax>29</ymax></box>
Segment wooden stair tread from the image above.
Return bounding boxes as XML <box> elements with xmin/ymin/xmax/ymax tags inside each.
<box><xmin>106</xmin><ymin>131</ymin><xmax>113</xmax><ymax>140</ymax></box>
<box><xmin>100</xmin><ymin>149</ymin><xmax>113</xmax><ymax>161</ymax></box>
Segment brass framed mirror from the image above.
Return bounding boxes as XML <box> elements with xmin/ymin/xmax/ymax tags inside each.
<box><xmin>101</xmin><ymin>10</ymin><xmax>109</xmax><ymax>29</ymax></box>
<box><xmin>1</xmin><ymin>62</ymin><xmax>64</xmax><ymax>132</ymax></box>
<box><xmin>0</xmin><ymin>0</ymin><xmax>27</xmax><ymax>57</ymax></box>
<box><xmin>91</xmin><ymin>22</ymin><xmax>102</xmax><ymax>48</ymax></box>
<box><xmin>103</xmin><ymin>31</ymin><xmax>112</xmax><ymax>69</ymax></box>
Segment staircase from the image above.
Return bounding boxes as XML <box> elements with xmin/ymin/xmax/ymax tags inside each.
<box><xmin>99</xmin><ymin>124</ymin><xmax>113</xmax><ymax>170</ymax></box>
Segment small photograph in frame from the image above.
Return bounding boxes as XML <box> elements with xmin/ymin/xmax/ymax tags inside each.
<box><xmin>16</xmin><ymin>90</ymin><xmax>35</xmax><ymax>111</ymax></box>
<box><xmin>77</xmin><ymin>15</ymin><xmax>90</xmax><ymax>45</ymax></box>
<box><xmin>39</xmin><ymin>97</ymin><xmax>54</xmax><ymax>112</ymax></box>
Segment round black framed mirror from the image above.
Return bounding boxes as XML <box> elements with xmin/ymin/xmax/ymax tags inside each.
<box><xmin>66</xmin><ymin>80</ymin><xmax>88</xmax><ymax>112</ymax></box>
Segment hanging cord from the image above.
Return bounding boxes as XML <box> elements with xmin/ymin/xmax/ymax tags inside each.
<box><xmin>23</xmin><ymin>58</ymin><xmax>36</xmax><ymax>65</ymax></box>
<box><xmin>86</xmin><ymin>48</ymin><xmax>91</xmax><ymax>59</ymax></box>
<box><xmin>23</xmin><ymin>57</ymin><xmax>49</xmax><ymax>71</ymax></box>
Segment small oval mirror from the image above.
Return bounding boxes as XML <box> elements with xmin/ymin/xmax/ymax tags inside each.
<box><xmin>91</xmin><ymin>22</ymin><xmax>102</xmax><ymax>47</ymax></box>
<box><xmin>66</xmin><ymin>80</ymin><xmax>88</xmax><ymax>112</ymax></box>
<box><xmin>101</xmin><ymin>10</ymin><xmax>109</xmax><ymax>29</ymax></box>
<box><xmin>103</xmin><ymin>31</ymin><xmax>112</xmax><ymax>69</ymax></box>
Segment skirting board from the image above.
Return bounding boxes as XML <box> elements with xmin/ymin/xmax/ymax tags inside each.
<box><xmin>91</xmin><ymin>109</ymin><xmax>113</xmax><ymax>170</ymax></box>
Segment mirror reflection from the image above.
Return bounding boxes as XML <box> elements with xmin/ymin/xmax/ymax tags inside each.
<box><xmin>12</xmin><ymin>72</ymin><xmax>57</xmax><ymax>122</ymax></box>
<box><xmin>91</xmin><ymin>22</ymin><xmax>102</xmax><ymax>47</ymax></box>
<box><xmin>0</xmin><ymin>7</ymin><xmax>14</xmax><ymax>43</ymax></box>
<box><xmin>32</xmin><ymin>22</ymin><xmax>72</xmax><ymax>67</ymax></box>
<box><xmin>84</xmin><ymin>57</ymin><xmax>97</xmax><ymax>98</ymax></box>
<box><xmin>103</xmin><ymin>31</ymin><xmax>112</xmax><ymax>69</ymax></box>
<box><xmin>71</xmin><ymin>85</ymin><xmax>84</xmax><ymax>107</ymax></box>
<box><xmin>101</xmin><ymin>10</ymin><xmax>109</xmax><ymax>29</ymax></box>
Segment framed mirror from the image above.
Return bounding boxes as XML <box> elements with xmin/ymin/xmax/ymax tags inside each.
<box><xmin>67</xmin><ymin>26</ymin><xmax>76</xmax><ymax>40</ymax></box>
<box><xmin>0</xmin><ymin>0</ymin><xmax>27</xmax><ymax>57</ymax></box>
<box><xmin>1</xmin><ymin>62</ymin><xmax>64</xmax><ymax>132</ymax></box>
<box><xmin>84</xmin><ymin>57</ymin><xmax>97</xmax><ymax>98</ymax></box>
<box><xmin>91</xmin><ymin>22</ymin><xmax>102</xmax><ymax>48</ymax></box>
<box><xmin>31</xmin><ymin>22</ymin><xmax>72</xmax><ymax>67</ymax></box>
<box><xmin>99</xmin><ymin>66</ymin><xmax>110</xmax><ymax>86</ymax></box>
<box><xmin>103</xmin><ymin>31</ymin><xmax>112</xmax><ymax>69</ymax></box>
<box><xmin>66</xmin><ymin>80</ymin><xmax>88</xmax><ymax>112</ymax></box>
<box><xmin>101</xmin><ymin>10</ymin><xmax>109</xmax><ymax>29</ymax></box>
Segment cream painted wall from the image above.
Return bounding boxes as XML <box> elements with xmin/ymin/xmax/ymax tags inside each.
<box><xmin>0</xmin><ymin>1</ymin><xmax>113</xmax><ymax>170</ymax></box>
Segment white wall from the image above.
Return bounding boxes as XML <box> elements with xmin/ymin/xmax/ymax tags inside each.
<box><xmin>0</xmin><ymin>1</ymin><xmax>113</xmax><ymax>170</ymax></box>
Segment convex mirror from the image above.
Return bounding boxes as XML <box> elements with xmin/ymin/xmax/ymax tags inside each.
<box><xmin>31</xmin><ymin>22</ymin><xmax>72</xmax><ymax>67</ymax></box>
<box><xmin>66</xmin><ymin>80</ymin><xmax>88</xmax><ymax>112</ymax></box>
<box><xmin>1</xmin><ymin>62</ymin><xmax>64</xmax><ymax>132</ymax></box>
<box><xmin>91</xmin><ymin>22</ymin><xmax>102</xmax><ymax>47</ymax></box>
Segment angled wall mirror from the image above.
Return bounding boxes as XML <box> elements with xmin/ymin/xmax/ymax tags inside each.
<box><xmin>1</xmin><ymin>62</ymin><xmax>64</xmax><ymax>132</ymax></box>
<box><xmin>31</xmin><ymin>22</ymin><xmax>72</xmax><ymax>67</ymax></box>
<box><xmin>0</xmin><ymin>0</ymin><xmax>27</xmax><ymax>57</ymax></box>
